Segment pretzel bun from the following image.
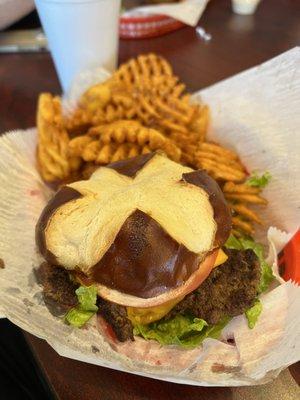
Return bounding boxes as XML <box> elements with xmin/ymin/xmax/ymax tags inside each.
<box><xmin>36</xmin><ymin>153</ymin><xmax>231</xmax><ymax>307</ymax></box>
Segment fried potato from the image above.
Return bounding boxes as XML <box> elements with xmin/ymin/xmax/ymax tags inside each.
<box><xmin>199</xmin><ymin>142</ymin><xmax>239</xmax><ymax>160</ymax></box>
<box><xmin>88</xmin><ymin>120</ymin><xmax>181</xmax><ymax>162</ymax></box>
<box><xmin>159</xmin><ymin>120</ymin><xmax>188</xmax><ymax>134</ymax></box>
<box><xmin>223</xmin><ymin>181</ymin><xmax>261</xmax><ymax>194</ymax></box>
<box><xmin>225</xmin><ymin>193</ymin><xmax>268</xmax><ymax>205</ymax></box>
<box><xmin>96</xmin><ymin>143</ymin><xmax>146</xmax><ymax>165</ymax></box>
<box><xmin>192</xmin><ymin>141</ymin><xmax>246</xmax><ymax>183</ymax></box>
<box><xmin>113</xmin><ymin>53</ymin><xmax>173</xmax><ymax>87</ymax></box>
<box><xmin>196</xmin><ymin>158</ymin><xmax>246</xmax><ymax>182</ymax></box>
<box><xmin>232</xmin><ymin>217</ymin><xmax>255</xmax><ymax>235</ymax></box>
<box><xmin>68</xmin><ymin>135</ymin><xmax>93</xmax><ymax>157</ymax></box>
<box><xmin>80</xmin><ymin>83</ymin><xmax>111</xmax><ymax>112</ymax></box>
<box><xmin>96</xmin><ymin>143</ymin><xmax>116</xmax><ymax>164</ymax></box>
<box><xmin>230</xmin><ymin>203</ymin><xmax>263</xmax><ymax>224</ymax></box>
<box><xmin>82</xmin><ymin>140</ymin><xmax>101</xmax><ymax>162</ymax></box>
<box><xmin>189</xmin><ymin>105</ymin><xmax>210</xmax><ymax>143</ymax></box>
<box><xmin>109</xmin><ymin>54</ymin><xmax>206</xmax><ymax>141</ymax></box>
<box><xmin>37</xmin><ymin>93</ymin><xmax>81</xmax><ymax>182</ymax></box>
<box><xmin>196</xmin><ymin>150</ymin><xmax>245</xmax><ymax>171</ymax></box>
<box><xmin>93</xmin><ymin>104</ymin><xmax>129</xmax><ymax>125</ymax></box>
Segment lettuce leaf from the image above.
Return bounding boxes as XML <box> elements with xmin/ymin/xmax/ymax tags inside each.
<box><xmin>258</xmin><ymin>262</ymin><xmax>274</xmax><ymax>293</ymax></box>
<box><xmin>179</xmin><ymin>318</ymin><xmax>230</xmax><ymax>348</ymax></box>
<box><xmin>225</xmin><ymin>235</ymin><xmax>274</xmax><ymax>293</ymax></box>
<box><xmin>65</xmin><ymin>285</ymin><xmax>98</xmax><ymax>328</ymax></box>
<box><xmin>238</xmin><ymin>238</ymin><xmax>274</xmax><ymax>293</ymax></box>
<box><xmin>246</xmin><ymin>171</ymin><xmax>271</xmax><ymax>188</ymax></box>
<box><xmin>225</xmin><ymin>235</ymin><xmax>273</xmax><ymax>328</ymax></box>
<box><xmin>245</xmin><ymin>299</ymin><xmax>262</xmax><ymax>329</ymax></box>
<box><xmin>75</xmin><ymin>285</ymin><xmax>98</xmax><ymax>312</ymax></box>
<box><xmin>224</xmin><ymin>234</ymin><xmax>243</xmax><ymax>250</ymax></box>
<box><xmin>133</xmin><ymin>315</ymin><xmax>229</xmax><ymax>349</ymax></box>
<box><xmin>65</xmin><ymin>308</ymin><xmax>95</xmax><ymax>328</ymax></box>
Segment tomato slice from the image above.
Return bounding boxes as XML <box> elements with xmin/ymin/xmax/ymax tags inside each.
<box><xmin>97</xmin><ymin>314</ymin><xmax>118</xmax><ymax>344</ymax></box>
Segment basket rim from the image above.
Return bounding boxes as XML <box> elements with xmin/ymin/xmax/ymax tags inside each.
<box><xmin>120</xmin><ymin>13</ymin><xmax>177</xmax><ymax>24</ymax></box>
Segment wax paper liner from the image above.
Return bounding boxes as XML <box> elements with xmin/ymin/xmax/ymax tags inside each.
<box><xmin>0</xmin><ymin>48</ymin><xmax>300</xmax><ymax>386</ymax></box>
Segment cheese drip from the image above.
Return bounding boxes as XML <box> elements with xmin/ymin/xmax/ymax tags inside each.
<box><xmin>127</xmin><ymin>249</ymin><xmax>228</xmax><ymax>325</ymax></box>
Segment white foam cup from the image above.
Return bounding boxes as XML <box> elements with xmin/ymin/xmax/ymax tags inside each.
<box><xmin>35</xmin><ymin>0</ymin><xmax>121</xmax><ymax>93</ymax></box>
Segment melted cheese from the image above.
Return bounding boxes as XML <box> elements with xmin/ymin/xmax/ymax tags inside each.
<box><xmin>213</xmin><ymin>248</ymin><xmax>228</xmax><ymax>268</ymax></box>
<box><xmin>127</xmin><ymin>296</ymin><xmax>185</xmax><ymax>325</ymax></box>
<box><xmin>127</xmin><ymin>249</ymin><xmax>228</xmax><ymax>325</ymax></box>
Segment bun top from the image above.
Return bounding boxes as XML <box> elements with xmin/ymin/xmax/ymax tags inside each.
<box><xmin>36</xmin><ymin>153</ymin><xmax>231</xmax><ymax>300</ymax></box>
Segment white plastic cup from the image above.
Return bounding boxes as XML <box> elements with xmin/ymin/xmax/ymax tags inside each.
<box><xmin>232</xmin><ymin>0</ymin><xmax>261</xmax><ymax>15</ymax></box>
<box><xmin>35</xmin><ymin>0</ymin><xmax>121</xmax><ymax>93</ymax></box>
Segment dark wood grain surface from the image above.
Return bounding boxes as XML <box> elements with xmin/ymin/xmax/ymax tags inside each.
<box><xmin>1</xmin><ymin>0</ymin><xmax>299</xmax><ymax>398</ymax></box>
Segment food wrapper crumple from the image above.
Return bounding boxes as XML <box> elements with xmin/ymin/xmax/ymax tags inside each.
<box><xmin>123</xmin><ymin>0</ymin><xmax>210</xmax><ymax>27</ymax></box>
<box><xmin>0</xmin><ymin>48</ymin><xmax>299</xmax><ymax>386</ymax></box>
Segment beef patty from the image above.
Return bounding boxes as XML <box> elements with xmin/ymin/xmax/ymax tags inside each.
<box><xmin>97</xmin><ymin>298</ymin><xmax>134</xmax><ymax>342</ymax></box>
<box><xmin>36</xmin><ymin>263</ymin><xmax>133</xmax><ymax>340</ymax></box>
<box><xmin>165</xmin><ymin>248</ymin><xmax>261</xmax><ymax>324</ymax></box>
<box><xmin>98</xmin><ymin>248</ymin><xmax>260</xmax><ymax>340</ymax></box>
<box><xmin>35</xmin><ymin>262</ymin><xmax>79</xmax><ymax>316</ymax></box>
<box><xmin>36</xmin><ymin>248</ymin><xmax>260</xmax><ymax>340</ymax></box>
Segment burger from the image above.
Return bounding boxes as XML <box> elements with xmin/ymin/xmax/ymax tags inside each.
<box><xmin>35</xmin><ymin>153</ymin><xmax>269</xmax><ymax>348</ymax></box>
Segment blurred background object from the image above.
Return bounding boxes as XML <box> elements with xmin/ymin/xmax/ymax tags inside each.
<box><xmin>232</xmin><ymin>0</ymin><xmax>261</xmax><ymax>15</ymax></box>
<box><xmin>1</xmin><ymin>0</ymin><xmax>210</xmax><ymax>45</ymax></box>
<box><xmin>35</xmin><ymin>0</ymin><xmax>121</xmax><ymax>93</ymax></box>
<box><xmin>121</xmin><ymin>0</ymin><xmax>209</xmax><ymax>38</ymax></box>
<box><xmin>124</xmin><ymin>0</ymin><xmax>181</xmax><ymax>5</ymax></box>
<box><xmin>147</xmin><ymin>0</ymin><xmax>181</xmax><ymax>3</ymax></box>
<box><xmin>0</xmin><ymin>29</ymin><xmax>46</xmax><ymax>52</ymax></box>
<box><xmin>0</xmin><ymin>0</ymin><xmax>35</xmax><ymax>30</ymax></box>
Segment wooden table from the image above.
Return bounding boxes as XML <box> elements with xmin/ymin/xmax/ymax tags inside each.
<box><xmin>0</xmin><ymin>0</ymin><xmax>299</xmax><ymax>399</ymax></box>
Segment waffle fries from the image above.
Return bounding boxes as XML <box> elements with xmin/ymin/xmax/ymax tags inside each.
<box><xmin>89</xmin><ymin>120</ymin><xmax>181</xmax><ymax>160</ymax></box>
<box><xmin>37</xmin><ymin>93</ymin><xmax>81</xmax><ymax>182</ymax></box>
<box><xmin>36</xmin><ymin>53</ymin><xmax>268</xmax><ymax>236</ymax></box>
<box><xmin>194</xmin><ymin>142</ymin><xmax>246</xmax><ymax>182</ymax></box>
<box><xmin>69</xmin><ymin>120</ymin><xmax>181</xmax><ymax>164</ymax></box>
<box><xmin>113</xmin><ymin>53</ymin><xmax>174</xmax><ymax>88</ymax></box>
<box><xmin>223</xmin><ymin>182</ymin><xmax>266</xmax><ymax>235</ymax></box>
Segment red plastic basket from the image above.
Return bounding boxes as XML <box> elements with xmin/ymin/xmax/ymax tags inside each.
<box><xmin>279</xmin><ymin>230</ymin><xmax>300</xmax><ymax>284</ymax></box>
<box><xmin>120</xmin><ymin>14</ymin><xmax>185</xmax><ymax>39</ymax></box>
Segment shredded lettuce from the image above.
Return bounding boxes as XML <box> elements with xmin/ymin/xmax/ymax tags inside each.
<box><xmin>65</xmin><ymin>285</ymin><xmax>98</xmax><ymax>328</ymax></box>
<box><xmin>245</xmin><ymin>299</ymin><xmax>262</xmax><ymax>329</ymax></box>
<box><xmin>246</xmin><ymin>171</ymin><xmax>271</xmax><ymax>188</ymax></box>
<box><xmin>225</xmin><ymin>235</ymin><xmax>274</xmax><ymax>293</ymax></box>
<box><xmin>133</xmin><ymin>315</ymin><xmax>229</xmax><ymax>348</ymax></box>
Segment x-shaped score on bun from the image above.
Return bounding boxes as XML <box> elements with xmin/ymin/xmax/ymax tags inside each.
<box><xmin>36</xmin><ymin>153</ymin><xmax>231</xmax><ymax>308</ymax></box>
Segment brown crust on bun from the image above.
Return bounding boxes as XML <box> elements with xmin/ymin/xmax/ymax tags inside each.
<box><xmin>36</xmin><ymin>186</ymin><xmax>82</xmax><ymax>264</ymax></box>
<box><xmin>106</xmin><ymin>152</ymin><xmax>156</xmax><ymax>178</ymax></box>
